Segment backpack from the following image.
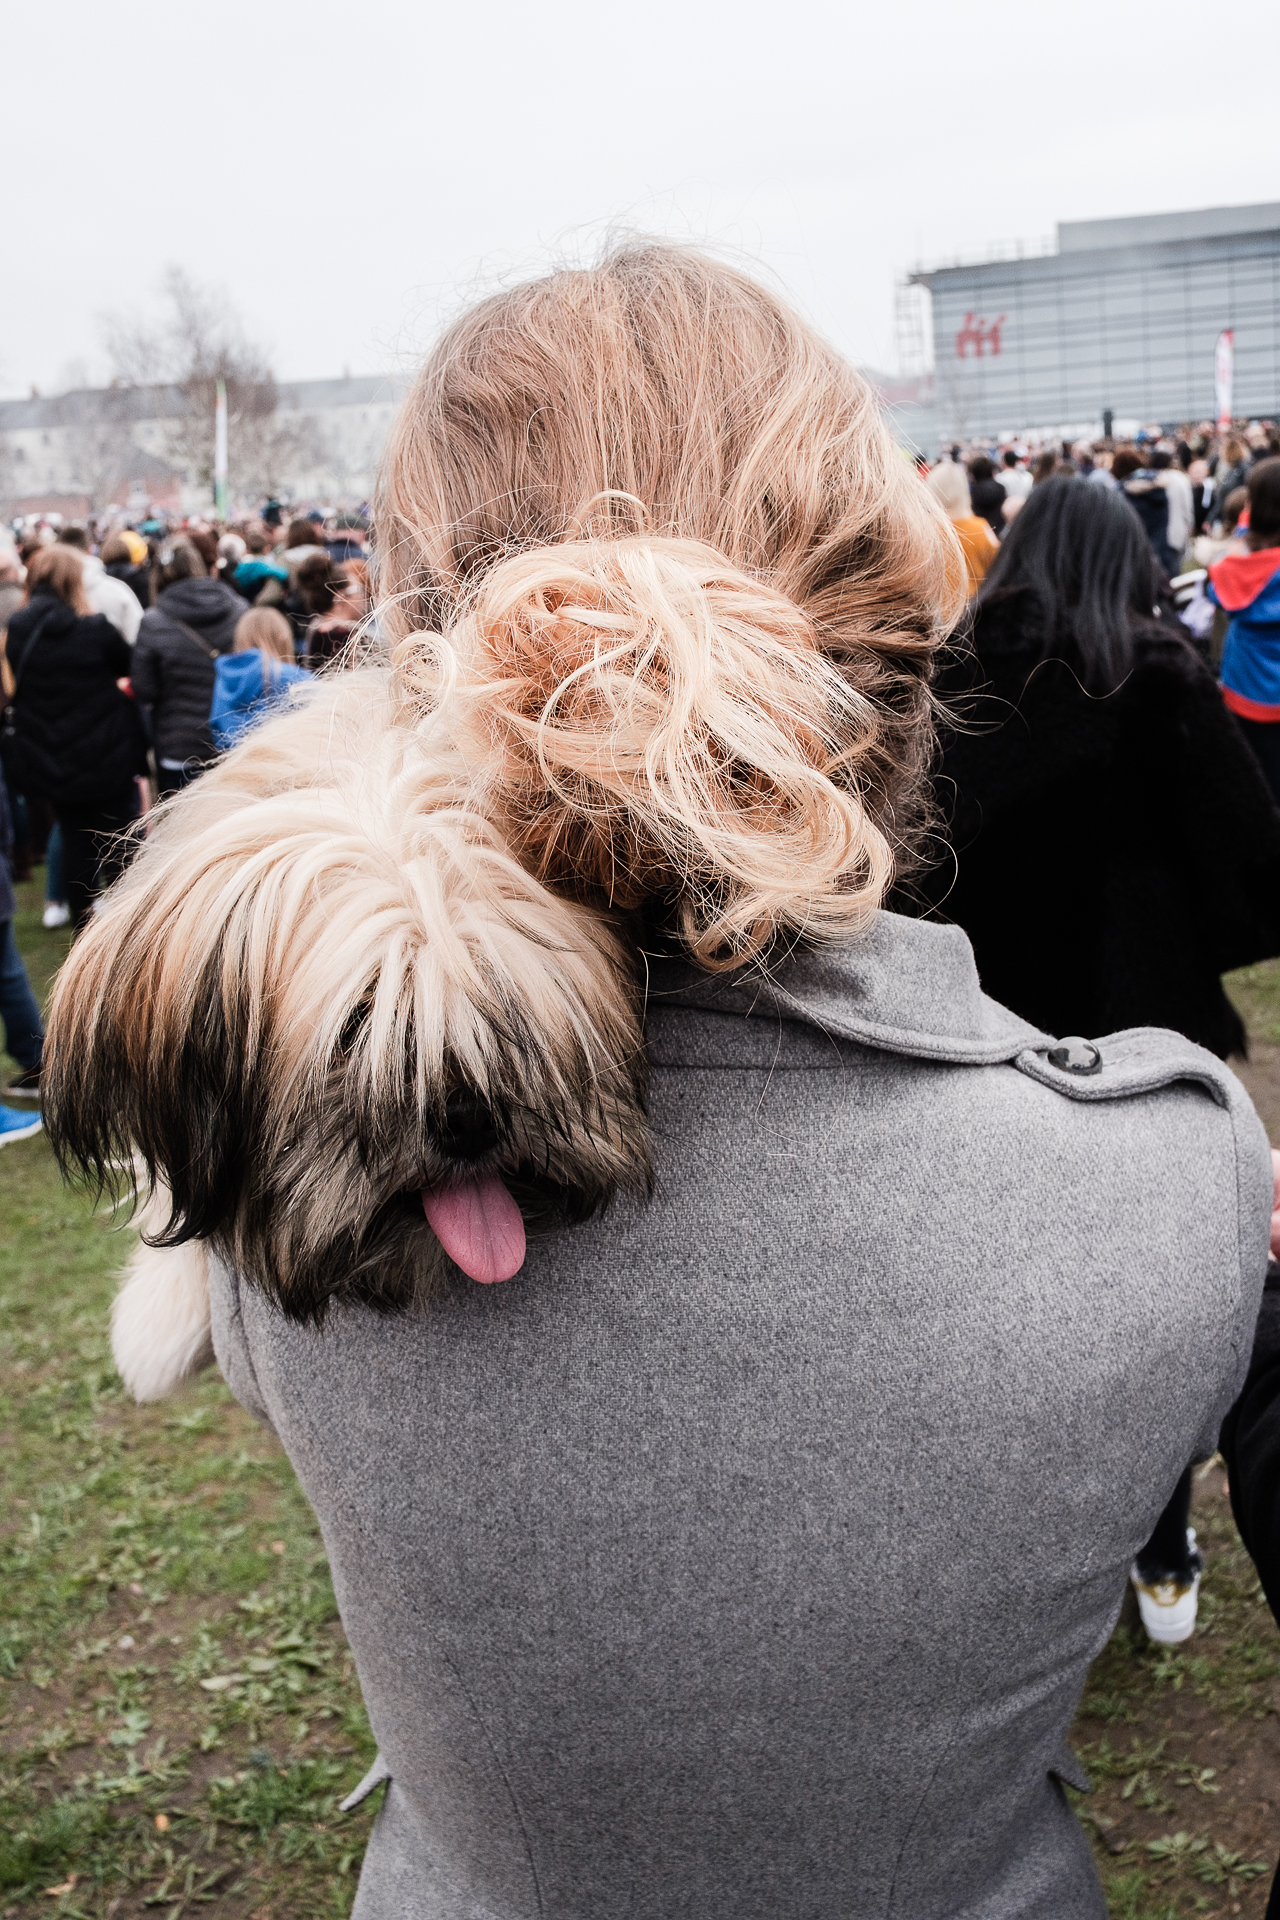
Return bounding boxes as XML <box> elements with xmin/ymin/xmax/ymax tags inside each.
<box><xmin>210</xmin><ymin>650</ymin><xmax>306</xmax><ymax>752</ymax></box>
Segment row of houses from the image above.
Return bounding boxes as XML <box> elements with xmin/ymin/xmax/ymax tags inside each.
<box><xmin>0</xmin><ymin>374</ymin><xmax>409</xmax><ymax>521</ymax></box>
<box><xmin>4</xmin><ymin>362</ymin><xmax>930</xmax><ymax>525</ymax></box>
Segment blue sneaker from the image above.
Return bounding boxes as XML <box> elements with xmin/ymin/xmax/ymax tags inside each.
<box><xmin>0</xmin><ymin>1103</ymin><xmax>42</xmax><ymax>1147</ymax></box>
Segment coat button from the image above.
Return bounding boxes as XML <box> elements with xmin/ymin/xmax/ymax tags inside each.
<box><xmin>1047</xmin><ymin>1038</ymin><xmax>1103</xmax><ymax>1075</ymax></box>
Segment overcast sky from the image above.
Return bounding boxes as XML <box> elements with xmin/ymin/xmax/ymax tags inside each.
<box><xmin>6</xmin><ymin>0</ymin><xmax>1279</xmax><ymax>399</ymax></box>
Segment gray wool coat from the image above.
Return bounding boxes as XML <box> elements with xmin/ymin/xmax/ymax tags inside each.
<box><xmin>209</xmin><ymin>911</ymin><xmax>1272</xmax><ymax>1919</ymax></box>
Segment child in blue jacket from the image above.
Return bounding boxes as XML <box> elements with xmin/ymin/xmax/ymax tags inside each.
<box><xmin>1211</xmin><ymin>457</ymin><xmax>1280</xmax><ymax>803</ymax></box>
<box><xmin>212</xmin><ymin>608</ymin><xmax>311</xmax><ymax>753</ymax></box>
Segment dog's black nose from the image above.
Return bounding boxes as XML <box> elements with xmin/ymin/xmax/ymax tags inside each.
<box><xmin>439</xmin><ymin>1088</ymin><xmax>500</xmax><ymax>1163</ymax></box>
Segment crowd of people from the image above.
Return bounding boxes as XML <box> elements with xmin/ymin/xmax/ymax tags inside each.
<box><xmin>6</xmin><ymin>239</ymin><xmax>1280</xmax><ymax>1913</ymax></box>
<box><xmin>0</xmin><ymin>506</ymin><xmax>373</xmax><ymax>1146</ymax></box>
<box><xmin>0</xmin><ymin>507</ymin><xmax>369</xmax><ymax>869</ymax></box>
<box><xmin>921</xmin><ymin>422</ymin><xmax>1280</xmax><ymax>813</ymax></box>
<box><xmin>5</xmin><ymin>428</ymin><xmax>1280</xmax><ymax>1142</ymax></box>
<box><xmin>921</xmin><ymin>430</ymin><xmax>1280</xmax><ymax>833</ymax></box>
<box><xmin>921</xmin><ymin>418</ymin><xmax>1280</xmax><ymax>595</ymax></box>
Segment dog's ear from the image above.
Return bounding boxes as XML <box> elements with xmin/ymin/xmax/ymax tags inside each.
<box><xmin>44</xmin><ymin>678</ymin><xmax>395</xmax><ymax>1253</ymax></box>
<box><xmin>43</xmin><ymin>869</ymin><xmax>263</xmax><ymax>1249</ymax></box>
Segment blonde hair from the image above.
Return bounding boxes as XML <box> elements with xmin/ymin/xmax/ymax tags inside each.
<box><xmin>25</xmin><ymin>543</ymin><xmax>90</xmax><ymax>615</ymax></box>
<box><xmin>234</xmin><ymin>607</ymin><xmax>295</xmax><ymax>662</ymax></box>
<box><xmin>397</xmin><ymin>537</ymin><xmax>892</xmax><ymax>965</ymax></box>
<box><xmin>926</xmin><ymin>461</ymin><xmax>973</xmax><ymax>521</ymax></box>
<box><xmin>379</xmin><ymin>243</ymin><xmax>963</xmax><ymax>964</ymax></box>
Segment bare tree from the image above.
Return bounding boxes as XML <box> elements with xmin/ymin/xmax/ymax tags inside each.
<box><xmin>105</xmin><ymin>268</ymin><xmax>319</xmax><ymax>509</ymax></box>
<box><xmin>0</xmin><ymin>416</ymin><xmax>16</xmax><ymax>514</ymax></box>
<box><xmin>51</xmin><ymin>385</ymin><xmax>141</xmax><ymax>514</ymax></box>
<box><xmin>315</xmin><ymin>415</ymin><xmax>361</xmax><ymax>501</ymax></box>
<box><xmin>933</xmin><ymin>357</ymin><xmax>974</xmax><ymax>446</ymax></box>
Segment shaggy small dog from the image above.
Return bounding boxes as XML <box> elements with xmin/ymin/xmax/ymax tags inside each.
<box><xmin>46</xmin><ymin>665</ymin><xmax>654</xmax><ymax>1396</ymax></box>
<box><xmin>45</xmin><ymin>537</ymin><xmax>893</xmax><ymax>1400</ymax></box>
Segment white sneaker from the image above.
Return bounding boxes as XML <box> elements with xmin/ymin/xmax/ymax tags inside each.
<box><xmin>1131</xmin><ymin>1528</ymin><xmax>1202</xmax><ymax>1645</ymax></box>
<box><xmin>42</xmin><ymin>902</ymin><xmax>70</xmax><ymax>929</ymax></box>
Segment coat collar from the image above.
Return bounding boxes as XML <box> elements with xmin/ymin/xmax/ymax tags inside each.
<box><xmin>644</xmin><ymin>910</ymin><xmax>1050</xmax><ymax>1065</ymax></box>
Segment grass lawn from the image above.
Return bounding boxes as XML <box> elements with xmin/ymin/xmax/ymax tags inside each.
<box><xmin>2</xmin><ymin>874</ymin><xmax>378</xmax><ymax>1918</ymax></box>
<box><xmin>3</xmin><ymin>871</ymin><xmax>1280</xmax><ymax>1917</ymax></box>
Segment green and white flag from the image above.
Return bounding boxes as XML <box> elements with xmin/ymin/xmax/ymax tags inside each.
<box><xmin>214</xmin><ymin>376</ymin><xmax>229</xmax><ymax>520</ymax></box>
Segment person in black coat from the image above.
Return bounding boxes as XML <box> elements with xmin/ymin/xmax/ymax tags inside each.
<box><xmin>1</xmin><ymin>545</ymin><xmax>146</xmax><ymax>930</ymax></box>
<box><xmin>903</xmin><ymin>473</ymin><xmax>1280</xmax><ymax>1638</ymax></box>
<box><xmin>967</xmin><ymin>454</ymin><xmax>1008</xmax><ymax>536</ymax></box>
<box><xmin>131</xmin><ymin>538</ymin><xmax>248</xmax><ymax>796</ymax></box>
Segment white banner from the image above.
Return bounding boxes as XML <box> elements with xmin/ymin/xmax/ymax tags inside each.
<box><xmin>1214</xmin><ymin>329</ymin><xmax>1234</xmax><ymax>434</ymax></box>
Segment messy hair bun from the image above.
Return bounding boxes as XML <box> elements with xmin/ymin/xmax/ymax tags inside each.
<box><xmin>379</xmin><ymin>242</ymin><xmax>964</xmax><ymax>947</ymax></box>
<box><xmin>396</xmin><ymin>536</ymin><xmax>889</xmax><ymax>968</ymax></box>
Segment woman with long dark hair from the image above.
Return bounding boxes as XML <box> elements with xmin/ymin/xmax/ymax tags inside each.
<box><xmin>912</xmin><ymin>472</ymin><xmax>1280</xmax><ymax>1641</ymax></box>
<box><xmin>919</xmin><ymin>474</ymin><xmax>1280</xmax><ymax>1049</ymax></box>
<box><xmin>298</xmin><ymin>553</ymin><xmax>368</xmax><ymax>666</ymax></box>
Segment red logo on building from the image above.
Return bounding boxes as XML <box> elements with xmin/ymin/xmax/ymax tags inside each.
<box><xmin>955</xmin><ymin>312</ymin><xmax>1006</xmax><ymax>359</ymax></box>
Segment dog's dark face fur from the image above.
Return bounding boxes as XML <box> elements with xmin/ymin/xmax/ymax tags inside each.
<box><xmin>43</xmin><ymin>681</ymin><xmax>653</xmax><ymax>1323</ymax></box>
<box><xmin>49</xmin><ymin>979</ymin><xmax>651</xmax><ymax>1324</ymax></box>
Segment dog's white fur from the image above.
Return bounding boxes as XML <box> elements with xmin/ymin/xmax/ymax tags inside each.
<box><xmin>112</xmin><ymin>1230</ymin><xmax>213</xmax><ymax>1401</ymax></box>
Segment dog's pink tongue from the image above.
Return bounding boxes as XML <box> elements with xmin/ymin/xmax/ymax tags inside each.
<box><xmin>422</xmin><ymin>1175</ymin><xmax>526</xmax><ymax>1284</ymax></box>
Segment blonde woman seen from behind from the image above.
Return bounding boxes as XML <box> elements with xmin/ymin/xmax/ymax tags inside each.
<box><xmin>928</xmin><ymin>457</ymin><xmax>1000</xmax><ymax>594</ymax></box>
<box><xmin>43</xmin><ymin>245</ymin><xmax>1271</xmax><ymax>1920</ymax></box>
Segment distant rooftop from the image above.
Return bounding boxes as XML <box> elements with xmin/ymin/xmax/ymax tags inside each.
<box><xmin>1057</xmin><ymin>201</ymin><xmax>1280</xmax><ymax>253</ymax></box>
<box><xmin>0</xmin><ymin>373</ymin><xmax>407</xmax><ymax>429</ymax></box>
<box><xmin>911</xmin><ymin>201</ymin><xmax>1280</xmax><ymax>283</ymax></box>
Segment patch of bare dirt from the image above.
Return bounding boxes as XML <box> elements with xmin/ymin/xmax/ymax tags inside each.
<box><xmin>1233</xmin><ymin>1043</ymin><xmax>1280</xmax><ymax>1143</ymax></box>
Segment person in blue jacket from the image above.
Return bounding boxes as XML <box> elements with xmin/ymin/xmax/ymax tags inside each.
<box><xmin>211</xmin><ymin>608</ymin><xmax>310</xmax><ymax>752</ymax></box>
<box><xmin>1211</xmin><ymin>457</ymin><xmax>1280</xmax><ymax>803</ymax></box>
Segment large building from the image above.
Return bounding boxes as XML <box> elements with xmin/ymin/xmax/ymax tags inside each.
<box><xmin>903</xmin><ymin>200</ymin><xmax>1280</xmax><ymax>444</ymax></box>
